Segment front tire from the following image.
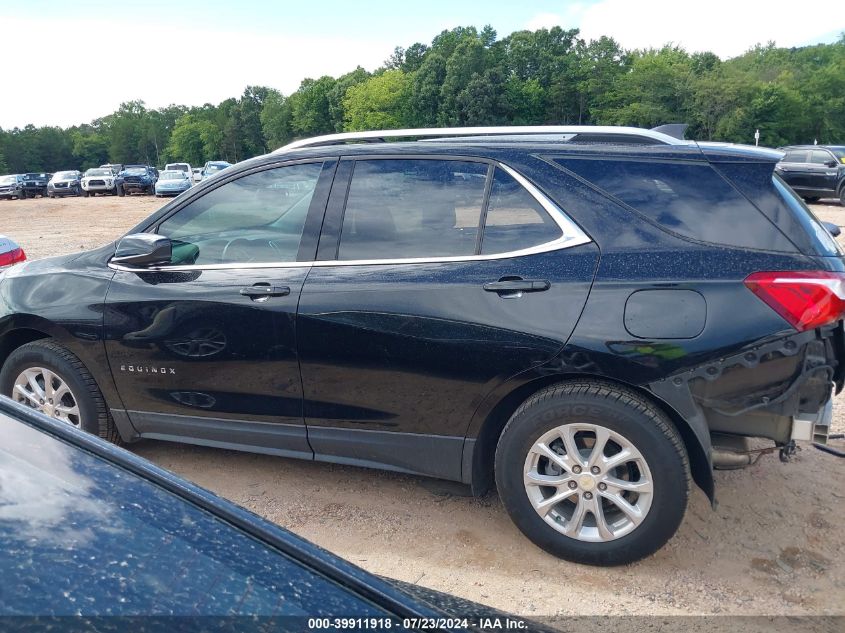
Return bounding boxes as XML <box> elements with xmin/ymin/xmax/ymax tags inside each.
<box><xmin>495</xmin><ymin>381</ymin><xmax>690</xmax><ymax>566</ymax></box>
<box><xmin>839</xmin><ymin>187</ymin><xmax>845</xmax><ymax>207</ymax></box>
<box><xmin>0</xmin><ymin>340</ymin><xmax>119</xmax><ymax>443</ymax></box>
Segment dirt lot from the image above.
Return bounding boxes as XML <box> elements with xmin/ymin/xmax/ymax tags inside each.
<box><xmin>2</xmin><ymin>194</ymin><xmax>844</xmax><ymax>618</ymax></box>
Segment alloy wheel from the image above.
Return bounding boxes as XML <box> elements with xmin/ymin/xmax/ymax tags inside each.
<box><xmin>12</xmin><ymin>366</ymin><xmax>82</xmax><ymax>427</ymax></box>
<box><xmin>523</xmin><ymin>422</ymin><xmax>653</xmax><ymax>542</ymax></box>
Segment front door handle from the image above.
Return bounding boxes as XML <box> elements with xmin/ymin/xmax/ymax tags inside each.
<box><xmin>483</xmin><ymin>279</ymin><xmax>550</xmax><ymax>293</ymax></box>
<box><xmin>240</xmin><ymin>285</ymin><xmax>291</xmax><ymax>298</ymax></box>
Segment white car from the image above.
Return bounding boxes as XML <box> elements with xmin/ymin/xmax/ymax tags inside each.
<box><xmin>80</xmin><ymin>168</ymin><xmax>117</xmax><ymax>196</ymax></box>
<box><xmin>165</xmin><ymin>163</ymin><xmax>192</xmax><ymax>183</ymax></box>
<box><xmin>191</xmin><ymin>168</ymin><xmax>202</xmax><ymax>183</ymax></box>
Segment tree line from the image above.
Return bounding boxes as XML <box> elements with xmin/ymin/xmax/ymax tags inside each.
<box><xmin>1</xmin><ymin>26</ymin><xmax>843</xmax><ymax>173</ymax></box>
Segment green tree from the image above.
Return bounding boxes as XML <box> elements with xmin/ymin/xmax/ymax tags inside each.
<box><xmin>166</xmin><ymin>114</ymin><xmax>224</xmax><ymax>165</ymax></box>
<box><xmin>343</xmin><ymin>70</ymin><xmax>411</xmax><ymax>130</ymax></box>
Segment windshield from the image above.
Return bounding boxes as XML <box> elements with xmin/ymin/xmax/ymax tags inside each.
<box><xmin>206</xmin><ymin>164</ymin><xmax>227</xmax><ymax>173</ymax></box>
<box><xmin>85</xmin><ymin>169</ymin><xmax>112</xmax><ymax>177</ymax></box>
<box><xmin>0</xmin><ymin>176</ymin><xmax>15</xmax><ymax>185</ymax></box>
<box><xmin>24</xmin><ymin>173</ymin><xmax>47</xmax><ymax>179</ymax></box>
<box><xmin>55</xmin><ymin>171</ymin><xmax>78</xmax><ymax>180</ymax></box>
<box><xmin>160</xmin><ymin>171</ymin><xmax>187</xmax><ymax>180</ymax></box>
<box><xmin>124</xmin><ymin>168</ymin><xmax>147</xmax><ymax>175</ymax></box>
<box><xmin>167</xmin><ymin>164</ymin><xmax>189</xmax><ymax>173</ymax></box>
<box><xmin>830</xmin><ymin>147</ymin><xmax>845</xmax><ymax>163</ymax></box>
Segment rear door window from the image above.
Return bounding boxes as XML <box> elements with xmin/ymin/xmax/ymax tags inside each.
<box><xmin>480</xmin><ymin>168</ymin><xmax>562</xmax><ymax>254</ymax></box>
<box><xmin>553</xmin><ymin>158</ymin><xmax>795</xmax><ymax>251</ymax></box>
<box><xmin>337</xmin><ymin>159</ymin><xmax>487</xmax><ymax>260</ymax></box>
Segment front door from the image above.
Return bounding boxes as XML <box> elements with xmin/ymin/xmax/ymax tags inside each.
<box><xmin>297</xmin><ymin>158</ymin><xmax>599</xmax><ymax>480</ymax></box>
<box><xmin>104</xmin><ymin>160</ymin><xmax>333</xmax><ymax>457</ymax></box>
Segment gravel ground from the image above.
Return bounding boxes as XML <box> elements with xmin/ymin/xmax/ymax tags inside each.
<box><xmin>1</xmin><ymin>194</ymin><xmax>844</xmax><ymax>618</ymax></box>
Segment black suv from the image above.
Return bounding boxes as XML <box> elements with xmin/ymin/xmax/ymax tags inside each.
<box><xmin>118</xmin><ymin>164</ymin><xmax>157</xmax><ymax>196</ymax></box>
<box><xmin>21</xmin><ymin>172</ymin><xmax>52</xmax><ymax>198</ymax></box>
<box><xmin>776</xmin><ymin>145</ymin><xmax>845</xmax><ymax>204</ymax></box>
<box><xmin>0</xmin><ymin>126</ymin><xmax>842</xmax><ymax>566</ymax></box>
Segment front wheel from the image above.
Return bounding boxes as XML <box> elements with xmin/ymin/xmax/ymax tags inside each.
<box><xmin>0</xmin><ymin>340</ymin><xmax>120</xmax><ymax>443</ymax></box>
<box><xmin>839</xmin><ymin>188</ymin><xmax>845</xmax><ymax>207</ymax></box>
<box><xmin>495</xmin><ymin>381</ymin><xmax>690</xmax><ymax>566</ymax></box>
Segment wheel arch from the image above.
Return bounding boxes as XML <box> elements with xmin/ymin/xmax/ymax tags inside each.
<box><xmin>0</xmin><ymin>326</ymin><xmax>52</xmax><ymax>368</ymax></box>
<box><xmin>464</xmin><ymin>373</ymin><xmax>714</xmax><ymax>503</ymax></box>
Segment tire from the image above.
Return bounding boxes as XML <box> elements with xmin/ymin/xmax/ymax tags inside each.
<box><xmin>804</xmin><ymin>196</ymin><xmax>820</xmax><ymax>203</ymax></box>
<box><xmin>19</xmin><ymin>190</ymin><xmax>27</xmax><ymax>200</ymax></box>
<box><xmin>0</xmin><ymin>340</ymin><xmax>120</xmax><ymax>443</ymax></box>
<box><xmin>495</xmin><ymin>380</ymin><xmax>690</xmax><ymax>566</ymax></box>
<box><xmin>839</xmin><ymin>187</ymin><xmax>845</xmax><ymax>207</ymax></box>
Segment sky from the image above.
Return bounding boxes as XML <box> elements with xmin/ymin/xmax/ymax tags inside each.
<box><xmin>0</xmin><ymin>0</ymin><xmax>842</xmax><ymax>129</ymax></box>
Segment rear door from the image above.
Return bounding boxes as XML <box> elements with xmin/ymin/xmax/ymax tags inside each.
<box><xmin>104</xmin><ymin>160</ymin><xmax>334</xmax><ymax>456</ymax></box>
<box><xmin>296</xmin><ymin>157</ymin><xmax>600</xmax><ymax>480</ymax></box>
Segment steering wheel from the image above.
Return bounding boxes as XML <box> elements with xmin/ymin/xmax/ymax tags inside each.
<box><xmin>221</xmin><ymin>238</ymin><xmax>260</xmax><ymax>263</ymax></box>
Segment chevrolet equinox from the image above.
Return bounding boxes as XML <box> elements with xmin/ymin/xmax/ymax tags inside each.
<box><xmin>0</xmin><ymin>126</ymin><xmax>841</xmax><ymax>565</ymax></box>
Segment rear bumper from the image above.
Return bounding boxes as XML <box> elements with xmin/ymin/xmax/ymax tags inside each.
<box><xmin>651</xmin><ymin>322</ymin><xmax>842</xmax><ymax>457</ymax></box>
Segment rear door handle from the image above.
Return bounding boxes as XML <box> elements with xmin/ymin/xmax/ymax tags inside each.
<box><xmin>483</xmin><ymin>279</ymin><xmax>550</xmax><ymax>292</ymax></box>
<box><xmin>239</xmin><ymin>285</ymin><xmax>291</xmax><ymax>298</ymax></box>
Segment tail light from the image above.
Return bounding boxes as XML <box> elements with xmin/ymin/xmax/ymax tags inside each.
<box><xmin>745</xmin><ymin>271</ymin><xmax>845</xmax><ymax>332</ymax></box>
<box><xmin>0</xmin><ymin>247</ymin><xmax>26</xmax><ymax>267</ymax></box>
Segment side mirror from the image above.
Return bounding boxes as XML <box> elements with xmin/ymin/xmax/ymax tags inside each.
<box><xmin>825</xmin><ymin>160</ymin><xmax>838</xmax><ymax>168</ymax></box>
<box><xmin>112</xmin><ymin>233</ymin><xmax>172</xmax><ymax>267</ymax></box>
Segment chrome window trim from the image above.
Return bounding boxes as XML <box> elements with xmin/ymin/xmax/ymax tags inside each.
<box><xmin>108</xmin><ymin>161</ymin><xmax>592</xmax><ymax>273</ymax></box>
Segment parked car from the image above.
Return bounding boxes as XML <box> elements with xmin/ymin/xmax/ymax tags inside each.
<box><xmin>21</xmin><ymin>172</ymin><xmax>52</xmax><ymax>198</ymax></box>
<box><xmin>0</xmin><ymin>126</ymin><xmax>842</xmax><ymax>566</ymax></box>
<box><xmin>118</xmin><ymin>165</ymin><xmax>157</xmax><ymax>195</ymax></box>
<box><xmin>201</xmin><ymin>160</ymin><xmax>232</xmax><ymax>180</ymax></box>
<box><xmin>192</xmin><ymin>167</ymin><xmax>203</xmax><ymax>183</ymax></box>
<box><xmin>154</xmin><ymin>169</ymin><xmax>193</xmax><ymax>196</ymax></box>
<box><xmin>47</xmin><ymin>170</ymin><xmax>83</xmax><ymax>197</ymax></box>
<box><xmin>165</xmin><ymin>162</ymin><xmax>192</xmax><ymax>180</ymax></box>
<box><xmin>0</xmin><ymin>397</ymin><xmax>530</xmax><ymax>627</ymax></box>
<box><xmin>0</xmin><ymin>234</ymin><xmax>25</xmax><ymax>268</ymax></box>
<box><xmin>0</xmin><ymin>174</ymin><xmax>25</xmax><ymax>199</ymax></box>
<box><xmin>775</xmin><ymin>145</ymin><xmax>845</xmax><ymax>204</ymax></box>
<box><xmin>80</xmin><ymin>167</ymin><xmax>117</xmax><ymax>196</ymax></box>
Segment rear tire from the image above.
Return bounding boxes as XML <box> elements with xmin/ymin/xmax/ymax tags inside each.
<box><xmin>0</xmin><ymin>340</ymin><xmax>120</xmax><ymax>443</ymax></box>
<box><xmin>495</xmin><ymin>380</ymin><xmax>690</xmax><ymax>566</ymax></box>
<box><xmin>839</xmin><ymin>188</ymin><xmax>845</xmax><ymax>207</ymax></box>
<box><xmin>804</xmin><ymin>196</ymin><xmax>820</xmax><ymax>203</ymax></box>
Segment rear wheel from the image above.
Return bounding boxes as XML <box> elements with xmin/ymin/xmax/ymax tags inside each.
<box><xmin>804</xmin><ymin>196</ymin><xmax>820</xmax><ymax>203</ymax></box>
<box><xmin>495</xmin><ymin>381</ymin><xmax>690</xmax><ymax>566</ymax></box>
<box><xmin>0</xmin><ymin>340</ymin><xmax>119</xmax><ymax>442</ymax></box>
<box><xmin>839</xmin><ymin>187</ymin><xmax>845</xmax><ymax>206</ymax></box>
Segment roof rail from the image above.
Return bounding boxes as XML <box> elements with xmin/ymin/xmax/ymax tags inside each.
<box><xmin>274</xmin><ymin>125</ymin><xmax>688</xmax><ymax>153</ymax></box>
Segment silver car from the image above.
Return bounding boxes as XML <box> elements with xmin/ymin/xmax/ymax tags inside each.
<box><xmin>154</xmin><ymin>170</ymin><xmax>193</xmax><ymax>197</ymax></box>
